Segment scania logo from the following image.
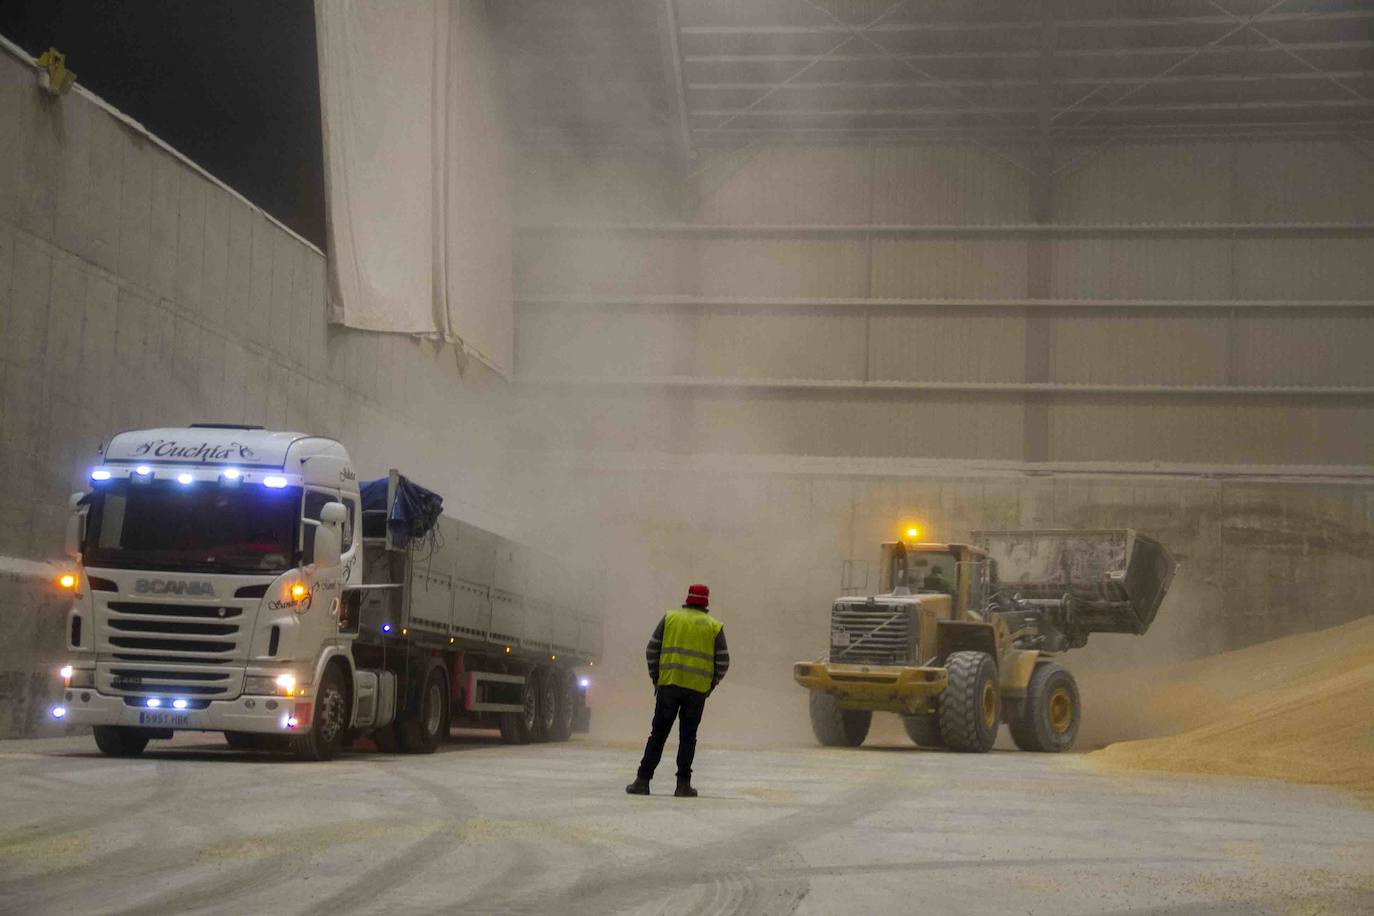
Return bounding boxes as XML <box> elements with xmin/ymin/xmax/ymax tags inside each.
<box><xmin>134</xmin><ymin>579</ymin><xmax>216</xmax><ymax>597</ymax></box>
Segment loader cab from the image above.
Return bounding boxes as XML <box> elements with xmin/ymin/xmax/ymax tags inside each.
<box><xmin>879</xmin><ymin>542</ymin><xmax>991</xmax><ymax>615</ymax></box>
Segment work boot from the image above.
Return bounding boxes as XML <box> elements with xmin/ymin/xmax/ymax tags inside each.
<box><xmin>674</xmin><ymin>780</ymin><xmax>698</xmax><ymax>798</ymax></box>
<box><xmin>625</xmin><ymin>777</ymin><xmax>651</xmax><ymax>795</ymax></box>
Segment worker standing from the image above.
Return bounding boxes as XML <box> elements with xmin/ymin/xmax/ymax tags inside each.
<box><xmin>626</xmin><ymin>584</ymin><xmax>729</xmax><ymax>798</ymax></box>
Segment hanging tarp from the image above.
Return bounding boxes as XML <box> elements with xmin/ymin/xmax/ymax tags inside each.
<box><xmin>314</xmin><ymin>0</ymin><xmax>514</xmax><ymax>374</ymax></box>
<box><xmin>361</xmin><ymin>476</ymin><xmax>445</xmax><ymax>544</ymax></box>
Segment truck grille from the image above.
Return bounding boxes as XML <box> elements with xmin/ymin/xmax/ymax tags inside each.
<box><xmin>830</xmin><ymin>602</ymin><xmax>914</xmax><ymax>666</ymax></box>
<box><xmin>96</xmin><ymin>599</ymin><xmax>250</xmax><ymax>699</ymax></box>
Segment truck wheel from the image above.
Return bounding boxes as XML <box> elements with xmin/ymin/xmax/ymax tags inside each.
<box><xmin>397</xmin><ymin>668</ymin><xmax>449</xmax><ymax>754</ymax></box>
<box><xmin>808</xmin><ymin>692</ymin><xmax>871</xmax><ymax>747</ymax></box>
<box><xmin>291</xmin><ymin>664</ymin><xmax>349</xmax><ymax>762</ymax></box>
<box><xmin>532</xmin><ymin>669</ymin><xmax>557</xmax><ymax>742</ymax></box>
<box><xmin>549</xmin><ymin>671</ymin><xmax>576</xmax><ymax>742</ymax></box>
<box><xmin>1008</xmin><ymin>664</ymin><xmax>1081</xmax><ymax>753</ymax></box>
<box><xmin>902</xmin><ymin>714</ymin><xmax>945</xmax><ymax>748</ymax></box>
<box><xmin>939</xmin><ymin>651</ymin><xmax>1000</xmax><ymax>753</ymax></box>
<box><xmin>373</xmin><ymin>723</ymin><xmax>399</xmax><ymax>753</ymax></box>
<box><xmin>93</xmin><ymin>726</ymin><xmax>149</xmax><ymax>757</ymax></box>
<box><xmin>499</xmin><ymin>673</ymin><xmax>537</xmax><ymax>744</ymax></box>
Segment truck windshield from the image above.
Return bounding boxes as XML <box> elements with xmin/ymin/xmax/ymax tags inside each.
<box><xmin>82</xmin><ymin>480</ymin><xmax>298</xmax><ymax>574</ymax></box>
<box><xmin>906</xmin><ymin>552</ymin><xmax>958</xmax><ymax>595</ymax></box>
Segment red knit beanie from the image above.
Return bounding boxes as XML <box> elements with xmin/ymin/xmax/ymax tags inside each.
<box><xmin>685</xmin><ymin>584</ymin><xmax>710</xmax><ymax>608</ymax></box>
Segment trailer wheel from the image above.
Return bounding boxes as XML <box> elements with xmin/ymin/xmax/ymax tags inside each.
<box><xmin>397</xmin><ymin>667</ymin><xmax>449</xmax><ymax>754</ymax></box>
<box><xmin>93</xmin><ymin>726</ymin><xmax>149</xmax><ymax>757</ymax></box>
<box><xmin>808</xmin><ymin>692</ymin><xmax>871</xmax><ymax>747</ymax></box>
<box><xmin>938</xmin><ymin>651</ymin><xmax>1000</xmax><ymax>753</ymax></box>
<box><xmin>291</xmin><ymin>663</ymin><xmax>349</xmax><ymax>762</ymax></box>
<box><xmin>373</xmin><ymin>723</ymin><xmax>399</xmax><ymax>753</ymax></box>
<box><xmin>901</xmin><ymin>714</ymin><xmax>945</xmax><ymax>748</ymax></box>
<box><xmin>550</xmin><ymin>671</ymin><xmax>576</xmax><ymax>742</ymax></box>
<box><xmin>532</xmin><ymin>669</ymin><xmax>558</xmax><ymax>742</ymax></box>
<box><xmin>1008</xmin><ymin>664</ymin><xmax>1080</xmax><ymax>753</ymax></box>
<box><xmin>500</xmin><ymin>672</ymin><xmax>538</xmax><ymax>744</ymax></box>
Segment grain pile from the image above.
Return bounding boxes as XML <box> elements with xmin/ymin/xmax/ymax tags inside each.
<box><xmin>1087</xmin><ymin>615</ymin><xmax>1374</xmax><ymax>805</ymax></box>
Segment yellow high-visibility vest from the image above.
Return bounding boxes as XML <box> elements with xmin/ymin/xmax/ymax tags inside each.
<box><xmin>657</xmin><ymin>608</ymin><xmax>723</xmax><ymax>693</ymax></box>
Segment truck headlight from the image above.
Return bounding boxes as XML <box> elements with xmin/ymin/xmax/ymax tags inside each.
<box><xmin>245</xmin><ymin>674</ymin><xmax>299</xmax><ymax>697</ymax></box>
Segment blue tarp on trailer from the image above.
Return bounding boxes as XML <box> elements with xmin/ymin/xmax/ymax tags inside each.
<box><xmin>361</xmin><ymin>475</ymin><xmax>444</xmax><ymax>544</ymax></box>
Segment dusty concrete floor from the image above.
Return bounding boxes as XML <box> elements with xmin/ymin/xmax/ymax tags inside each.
<box><xmin>1</xmin><ymin>731</ymin><xmax>1371</xmax><ymax>915</ymax></box>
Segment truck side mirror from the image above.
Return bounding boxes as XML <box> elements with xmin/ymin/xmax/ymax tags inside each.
<box><xmin>64</xmin><ymin>492</ymin><xmax>85</xmax><ymax>559</ymax></box>
<box><xmin>314</xmin><ymin>502</ymin><xmax>346</xmax><ymax>570</ymax></box>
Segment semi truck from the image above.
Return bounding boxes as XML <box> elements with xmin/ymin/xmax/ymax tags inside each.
<box><xmin>50</xmin><ymin>425</ymin><xmax>603</xmax><ymax>761</ymax></box>
<box><xmin>794</xmin><ymin>528</ymin><xmax>1174</xmax><ymax>753</ymax></box>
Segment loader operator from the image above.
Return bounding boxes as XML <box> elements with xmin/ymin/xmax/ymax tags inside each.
<box><xmin>626</xmin><ymin>584</ymin><xmax>729</xmax><ymax>798</ymax></box>
<box><xmin>922</xmin><ymin>564</ymin><xmax>952</xmax><ymax>595</ymax></box>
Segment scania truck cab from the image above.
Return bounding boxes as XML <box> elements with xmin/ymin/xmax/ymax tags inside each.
<box><xmin>56</xmin><ymin>426</ymin><xmax>362</xmax><ymax>758</ymax></box>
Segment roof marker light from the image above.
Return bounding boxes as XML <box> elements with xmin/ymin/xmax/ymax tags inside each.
<box><xmin>91</xmin><ymin>469</ymin><xmax>111</xmax><ymax>481</ymax></box>
<box><xmin>263</xmin><ymin>475</ymin><xmax>288</xmax><ymax>489</ymax></box>
<box><xmin>381</xmin><ymin>624</ymin><xmax>392</xmax><ymax>633</ymax></box>
<box><xmin>135</xmin><ymin>465</ymin><xmax>151</xmax><ymax>475</ymax></box>
<box><xmin>51</xmin><ymin>706</ymin><xmax>67</xmax><ymax>719</ymax></box>
<box><xmin>578</xmin><ymin>678</ymin><xmax>591</xmax><ymax>689</ymax></box>
<box><xmin>222</xmin><ymin>468</ymin><xmax>241</xmax><ymax>480</ymax></box>
<box><xmin>172</xmin><ymin>699</ymin><xmax>188</xmax><ymax>710</ymax></box>
<box><xmin>146</xmin><ymin>698</ymin><xmax>161</xmax><ymax>708</ymax></box>
<box><xmin>176</xmin><ymin>472</ymin><xmax>194</xmax><ymax>486</ymax></box>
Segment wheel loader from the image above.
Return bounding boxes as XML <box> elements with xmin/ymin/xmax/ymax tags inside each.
<box><xmin>793</xmin><ymin>529</ymin><xmax>1176</xmax><ymax>753</ymax></box>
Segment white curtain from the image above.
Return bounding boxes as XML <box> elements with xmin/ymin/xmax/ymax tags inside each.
<box><xmin>315</xmin><ymin>0</ymin><xmax>514</xmax><ymax>374</ymax></box>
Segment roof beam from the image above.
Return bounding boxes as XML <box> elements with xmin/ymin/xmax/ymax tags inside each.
<box><xmin>683</xmin><ymin>40</ymin><xmax>1374</xmax><ymax>65</ymax></box>
<box><xmin>657</xmin><ymin>0</ymin><xmax>694</xmax><ymax>173</ymax></box>
<box><xmin>676</xmin><ymin>10</ymin><xmax>1374</xmax><ymax>37</ymax></box>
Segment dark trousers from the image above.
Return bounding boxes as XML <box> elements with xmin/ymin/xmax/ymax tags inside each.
<box><xmin>637</xmin><ymin>684</ymin><xmax>707</xmax><ymax>781</ymax></box>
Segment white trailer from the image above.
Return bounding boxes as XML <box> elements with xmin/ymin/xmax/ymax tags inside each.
<box><xmin>51</xmin><ymin>425</ymin><xmax>603</xmax><ymax>760</ymax></box>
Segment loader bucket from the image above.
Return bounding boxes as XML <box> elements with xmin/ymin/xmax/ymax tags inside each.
<box><xmin>971</xmin><ymin>529</ymin><xmax>1176</xmax><ymax>636</ymax></box>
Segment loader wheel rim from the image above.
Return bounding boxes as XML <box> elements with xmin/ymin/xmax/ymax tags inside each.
<box><xmin>980</xmin><ymin>681</ymin><xmax>998</xmax><ymax>728</ymax></box>
<box><xmin>1048</xmin><ymin>688</ymin><xmax>1073</xmax><ymax>734</ymax></box>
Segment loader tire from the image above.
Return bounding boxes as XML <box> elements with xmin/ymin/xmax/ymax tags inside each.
<box><xmin>938</xmin><ymin>651</ymin><xmax>1000</xmax><ymax>753</ymax></box>
<box><xmin>1008</xmin><ymin>663</ymin><xmax>1080</xmax><ymax>753</ymax></box>
<box><xmin>808</xmin><ymin>692</ymin><xmax>871</xmax><ymax>747</ymax></box>
<box><xmin>902</xmin><ymin>714</ymin><xmax>944</xmax><ymax>748</ymax></box>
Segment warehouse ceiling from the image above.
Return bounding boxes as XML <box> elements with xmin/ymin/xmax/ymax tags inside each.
<box><xmin>492</xmin><ymin>0</ymin><xmax>1374</xmax><ymax>167</ymax></box>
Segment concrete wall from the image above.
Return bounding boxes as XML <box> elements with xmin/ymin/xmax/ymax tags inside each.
<box><xmin>0</xmin><ymin>46</ymin><xmax>511</xmax><ymax>736</ymax></box>
<box><xmin>513</xmin><ymin>141</ymin><xmax>1374</xmax><ymax>465</ymax></box>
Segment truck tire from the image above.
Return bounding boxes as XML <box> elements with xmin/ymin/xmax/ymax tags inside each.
<box><xmin>93</xmin><ymin>726</ymin><xmax>149</xmax><ymax>757</ymax></box>
<box><xmin>532</xmin><ymin>669</ymin><xmax>557</xmax><ymax>743</ymax></box>
<box><xmin>550</xmin><ymin>670</ymin><xmax>576</xmax><ymax>742</ymax></box>
<box><xmin>397</xmin><ymin>667</ymin><xmax>449</xmax><ymax>754</ymax></box>
<box><xmin>373</xmin><ymin>723</ymin><xmax>399</xmax><ymax>753</ymax></box>
<box><xmin>291</xmin><ymin>663</ymin><xmax>349</xmax><ymax>762</ymax></box>
<box><xmin>808</xmin><ymin>692</ymin><xmax>871</xmax><ymax>747</ymax></box>
<box><xmin>499</xmin><ymin>672</ymin><xmax>538</xmax><ymax>745</ymax></box>
<box><xmin>1008</xmin><ymin>664</ymin><xmax>1081</xmax><ymax>753</ymax></box>
<box><xmin>224</xmin><ymin>731</ymin><xmax>257</xmax><ymax>751</ymax></box>
<box><xmin>902</xmin><ymin>714</ymin><xmax>945</xmax><ymax>748</ymax></box>
<box><xmin>938</xmin><ymin>651</ymin><xmax>1000</xmax><ymax>753</ymax></box>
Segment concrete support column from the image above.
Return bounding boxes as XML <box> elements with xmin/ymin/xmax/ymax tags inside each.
<box><xmin>1023</xmin><ymin>0</ymin><xmax>1057</xmax><ymax>464</ymax></box>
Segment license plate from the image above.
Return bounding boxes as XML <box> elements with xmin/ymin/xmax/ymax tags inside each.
<box><xmin>138</xmin><ymin>711</ymin><xmax>190</xmax><ymax>727</ymax></box>
<box><xmin>831</xmin><ymin>630</ymin><xmax>850</xmax><ymax>647</ymax></box>
<box><xmin>111</xmin><ymin>676</ymin><xmax>143</xmax><ymax>690</ymax></box>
